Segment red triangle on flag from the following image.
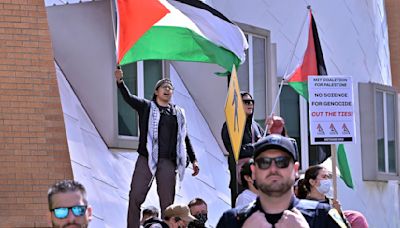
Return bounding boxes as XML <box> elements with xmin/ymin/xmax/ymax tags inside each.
<box><xmin>117</xmin><ymin>0</ymin><xmax>169</xmax><ymax>64</ymax></box>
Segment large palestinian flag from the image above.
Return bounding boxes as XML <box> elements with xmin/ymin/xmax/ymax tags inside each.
<box><xmin>287</xmin><ymin>10</ymin><xmax>327</xmax><ymax>100</ymax></box>
<box><xmin>116</xmin><ymin>0</ymin><xmax>248</xmax><ymax>71</ymax></box>
<box><xmin>287</xmin><ymin>10</ymin><xmax>354</xmax><ymax>189</ymax></box>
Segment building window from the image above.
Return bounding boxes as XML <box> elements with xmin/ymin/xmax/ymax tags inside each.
<box><xmin>118</xmin><ymin>60</ymin><xmax>162</xmax><ymax>137</ymax></box>
<box><xmin>280</xmin><ymin>85</ymin><xmax>302</xmax><ymax>163</ymax></box>
<box><xmin>360</xmin><ymin>82</ymin><xmax>399</xmax><ymax>181</ymax></box>
<box><xmin>237</xmin><ymin>33</ymin><xmax>267</xmax><ymax>126</ymax></box>
<box><xmin>376</xmin><ymin>90</ymin><xmax>397</xmax><ymax>173</ymax></box>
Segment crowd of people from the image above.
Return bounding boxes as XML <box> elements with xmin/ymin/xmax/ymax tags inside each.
<box><xmin>47</xmin><ymin>179</ymin><xmax>209</xmax><ymax>228</ymax></box>
<box><xmin>45</xmin><ymin>71</ymin><xmax>369</xmax><ymax>227</ymax></box>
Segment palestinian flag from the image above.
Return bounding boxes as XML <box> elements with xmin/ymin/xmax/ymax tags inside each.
<box><xmin>287</xmin><ymin>10</ymin><xmax>326</xmax><ymax>100</ymax></box>
<box><xmin>287</xmin><ymin>10</ymin><xmax>354</xmax><ymax>189</ymax></box>
<box><xmin>116</xmin><ymin>0</ymin><xmax>248</xmax><ymax>72</ymax></box>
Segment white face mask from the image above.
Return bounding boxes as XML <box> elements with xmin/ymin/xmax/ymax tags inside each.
<box><xmin>316</xmin><ymin>179</ymin><xmax>332</xmax><ymax>195</ymax></box>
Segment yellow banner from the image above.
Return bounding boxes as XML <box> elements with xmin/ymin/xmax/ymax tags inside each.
<box><xmin>224</xmin><ymin>65</ymin><xmax>246</xmax><ymax>162</ymax></box>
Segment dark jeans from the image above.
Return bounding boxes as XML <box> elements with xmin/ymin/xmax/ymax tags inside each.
<box><xmin>127</xmin><ymin>155</ymin><xmax>176</xmax><ymax>228</ymax></box>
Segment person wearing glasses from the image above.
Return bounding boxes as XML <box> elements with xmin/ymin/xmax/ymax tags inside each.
<box><xmin>48</xmin><ymin>180</ymin><xmax>92</xmax><ymax>228</ymax></box>
<box><xmin>115</xmin><ymin>68</ymin><xmax>200</xmax><ymax>228</ymax></box>
<box><xmin>221</xmin><ymin>91</ymin><xmax>264</xmax><ymax>207</ymax></box>
<box><xmin>217</xmin><ymin>134</ymin><xmax>347</xmax><ymax>227</ymax></box>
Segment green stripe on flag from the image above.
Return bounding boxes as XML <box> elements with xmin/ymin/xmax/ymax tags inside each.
<box><xmin>337</xmin><ymin>144</ymin><xmax>354</xmax><ymax>189</ymax></box>
<box><xmin>120</xmin><ymin>26</ymin><xmax>240</xmax><ymax>71</ymax></box>
<box><xmin>288</xmin><ymin>81</ymin><xmax>309</xmax><ymax>100</ymax></box>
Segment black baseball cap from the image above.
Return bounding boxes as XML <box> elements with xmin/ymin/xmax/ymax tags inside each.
<box><xmin>253</xmin><ymin>134</ymin><xmax>298</xmax><ymax>161</ymax></box>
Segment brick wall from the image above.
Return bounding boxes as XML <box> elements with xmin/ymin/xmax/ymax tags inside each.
<box><xmin>0</xmin><ymin>1</ymin><xmax>72</xmax><ymax>227</ymax></box>
<box><xmin>386</xmin><ymin>0</ymin><xmax>400</xmax><ymax>92</ymax></box>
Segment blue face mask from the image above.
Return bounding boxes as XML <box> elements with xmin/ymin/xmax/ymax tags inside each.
<box><xmin>316</xmin><ymin>179</ymin><xmax>332</xmax><ymax>195</ymax></box>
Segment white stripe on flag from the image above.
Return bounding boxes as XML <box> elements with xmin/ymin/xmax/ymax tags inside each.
<box><xmin>167</xmin><ymin>0</ymin><xmax>248</xmax><ymax>62</ymax></box>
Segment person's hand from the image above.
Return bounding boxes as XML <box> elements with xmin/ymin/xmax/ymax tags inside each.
<box><xmin>115</xmin><ymin>67</ymin><xmax>123</xmax><ymax>83</ymax></box>
<box><xmin>176</xmin><ymin>219</ymin><xmax>185</xmax><ymax>228</ymax></box>
<box><xmin>192</xmin><ymin>160</ymin><xmax>200</xmax><ymax>176</ymax></box>
<box><xmin>331</xmin><ymin>199</ymin><xmax>343</xmax><ymax>214</ymax></box>
<box><xmin>275</xmin><ymin>208</ymin><xmax>310</xmax><ymax>228</ymax></box>
<box><xmin>242</xmin><ymin>211</ymin><xmax>272</xmax><ymax>228</ymax></box>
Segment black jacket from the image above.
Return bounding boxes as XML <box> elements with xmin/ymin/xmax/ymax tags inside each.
<box><xmin>217</xmin><ymin>196</ymin><xmax>346</xmax><ymax>228</ymax></box>
<box><xmin>221</xmin><ymin>118</ymin><xmax>263</xmax><ymax>193</ymax></box>
<box><xmin>221</xmin><ymin>117</ymin><xmax>264</xmax><ymax>159</ymax></box>
<box><xmin>117</xmin><ymin>81</ymin><xmax>196</xmax><ymax>163</ymax></box>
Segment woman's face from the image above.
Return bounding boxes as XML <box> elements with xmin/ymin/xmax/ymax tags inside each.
<box><xmin>312</xmin><ymin>168</ymin><xmax>331</xmax><ymax>188</ymax></box>
<box><xmin>242</xmin><ymin>94</ymin><xmax>254</xmax><ymax>117</ymax></box>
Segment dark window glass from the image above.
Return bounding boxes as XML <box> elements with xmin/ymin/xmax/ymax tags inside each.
<box><xmin>118</xmin><ymin>63</ymin><xmax>138</xmax><ymax>136</ymax></box>
<box><xmin>118</xmin><ymin>61</ymin><xmax>162</xmax><ymax>136</ymax></box>
<box><xmin>280</xmin><ymin>85</ymin><xmax>302</xmax><ymax>166</ymax></box>
<box><xmin>376</xmin><ymin>91</ymin><xmax>385</xmax><ymax>172</ymax></box>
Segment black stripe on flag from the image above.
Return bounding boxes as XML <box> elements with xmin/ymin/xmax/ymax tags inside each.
<box><xmin>170</xmin><ymin>0</ymin><xmax>234</xmax><ymax>24</ymax></box>
<box><xmin>311</xmin><ymin>13</ymin><xmax>327</xmax><ymax>76</ymax></box>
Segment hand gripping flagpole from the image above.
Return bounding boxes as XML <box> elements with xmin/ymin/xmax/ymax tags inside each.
<box><xmin>263</xmin><ymin>7</ymin><xmax>310</xmax><ymax>137</ymax></box>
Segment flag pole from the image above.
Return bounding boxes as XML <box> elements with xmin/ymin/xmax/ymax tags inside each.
<box><xmin>110</xmin><ymin>0</ymin><xmax>119</xmax><ymax>66</ymax></box>
<box><xmin>331</xmin><ymin>144</ymin><xmax>338</xmax><ymax>200</ymax></box>
<box><xmin>263</xmin><ymin>7</ymin><xmax>310</xmax><ymax>137</ymax></box>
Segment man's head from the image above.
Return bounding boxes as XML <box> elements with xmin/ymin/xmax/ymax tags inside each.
<box><xmin>153</xmin><ymin>78</ymin><xmax>174</xmax><ymax>103</ymax></box>
<box><xmin>240</xmin><ymin>160</ymin><xmax>254</xmax><ymax>190</ymax></box>
<box><xmin>251</xmin><ymin>134</ymin><xmax>299</xmax><ymax>198</ymax></box>
<box><xmin>164</xmin><ymin>204</ymin><xmax>196</xmax><ymax>228</ymax></box>
<box><xmin>48</xmin><ymin>180</ymin><xmax>92</xmax><ymax>228</ymax></box>
<box><xmin>188</xmin><ymin>198</ymin><xmax>207</xmax><ymax>226</ymax></box>
<box><xmin>240</xmin><ymin>91</ymin><xmax>254</xmax><ymax>117</ymax></box>
<box><xmin>140</xmin><ymin>206</ymin><xmax>159</xmax><ymax>225</ymax></box>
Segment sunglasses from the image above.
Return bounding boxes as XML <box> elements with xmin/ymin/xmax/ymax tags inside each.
<box><xmin>51</xmin><ymin>205</ymin><xmax>87</xmax><ymax>219</ymax></box>
<box><xmin>254</xmin><ymin>156</ymin><xmax>291</xmax><ymax>170</ymax></box>
<box><xmin>243</xmin><ymin>99</ymin><xmax>254</xmax><ymax>105</ymax></box>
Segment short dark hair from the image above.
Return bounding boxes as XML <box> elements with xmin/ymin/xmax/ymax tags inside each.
<box><xmin>240</xmin><ymin>91</ymin><xmax>253</xmax><ymax>99</ymax></box>
<box><xmin>142</xmin><ymin>206</ymin><xmax>159</xmax><ymax>218</ymax></box>
<box><xmin>240</xmin><ymin>160</ymin><xmax>253</xmax><ymax>189</ymax></box>
<box><xmin>48</xmin><ymin>180</ymin><xmax>87</xmax><ymax>210</ymax></box>
<box><xmin>188</xmin><ymin>198</ymin><xmax>207</xmax><ymax>209</ymax></box>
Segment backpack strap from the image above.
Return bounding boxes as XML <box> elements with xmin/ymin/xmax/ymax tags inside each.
<box><xmin>296</xmin><ymin>199</ymin><xmax>320</xmax><ymax>210</ymax></box>
<box><xmin>295</xmin><ymin>199</ymin><xmax>324</xmax><ymax>227</ymax></box>
<box><xmin>236</xmin><ymin>201</ymin><xmax>258</xmax><ymax>223</ymax></box>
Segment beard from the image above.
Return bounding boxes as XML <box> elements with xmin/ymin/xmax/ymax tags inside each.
<box><xmin>256</xmin><ymin>173</ymin><xmax>294</xmax><ymax>197</ymax></box>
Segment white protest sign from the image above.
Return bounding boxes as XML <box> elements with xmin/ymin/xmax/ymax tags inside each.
<box><xmin>308</xmin><ymin>75</ymin><xmax>355</xmax><ymax>144</ymax></box>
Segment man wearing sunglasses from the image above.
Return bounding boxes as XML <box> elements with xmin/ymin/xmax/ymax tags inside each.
<box><xmin>217</xmin><ymin>134</ymin><xmax>346</xmax><ymax>227</ymax></box>
<box><xmin>48</xmin><ymin>180</ymin><xmax>92</xmax><ymax>228</ymax></box>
